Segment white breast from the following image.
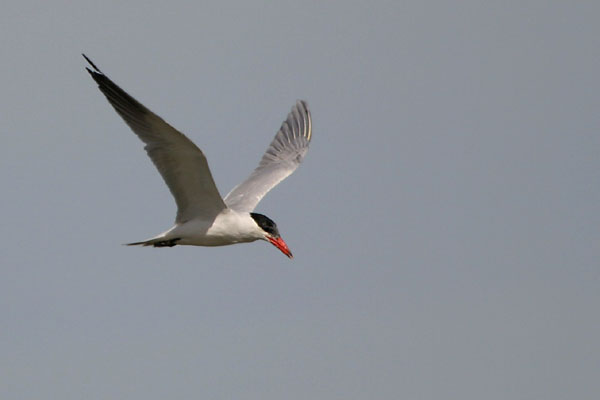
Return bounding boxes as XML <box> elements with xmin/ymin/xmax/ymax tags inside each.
<box><xmin>163</xmin><ymin>209</ymin><xmax>264</xmax><ymax>246</ymax></box>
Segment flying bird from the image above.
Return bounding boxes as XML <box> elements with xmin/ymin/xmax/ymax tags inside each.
<box><xmin>84</xmin><ymin>54</ymin><xmax>312</xmax><ymax>258</ymax></box>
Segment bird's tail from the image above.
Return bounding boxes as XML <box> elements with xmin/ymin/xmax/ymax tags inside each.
<box><xmin>125</xmin><ymin>240</ymin><xmax>152</xmax><ymax>246</ymax></box>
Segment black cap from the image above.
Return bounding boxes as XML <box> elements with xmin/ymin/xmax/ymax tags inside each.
<box><xmin>250</xmin><ymin>213</ymin><xmax>280</xmax><ymax>237</ymax></box>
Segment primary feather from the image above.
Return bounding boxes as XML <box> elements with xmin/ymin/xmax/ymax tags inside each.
<box><xmin>224</xmin><ymin>100</ymin><xmax>312</xmax><ymax>212</ymax></box>
<box><xmin>84</xmin><ymin>55</ymin><xmax>226</xmax><ymax>223</ymax></box>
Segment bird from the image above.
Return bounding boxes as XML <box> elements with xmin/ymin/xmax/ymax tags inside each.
<box><xmin>83</xmin><ymin>54</ymin><xmax>312</xmax><ymax>259</ymax></box>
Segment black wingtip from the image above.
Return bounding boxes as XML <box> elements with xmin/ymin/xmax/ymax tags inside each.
<box><xmin>82</xmin><ymin>53</ymin><xmax>102</xmax><ymax>73</ymax></box>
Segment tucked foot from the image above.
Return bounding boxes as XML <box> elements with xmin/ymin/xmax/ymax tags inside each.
<box><xmin>152</xmin><ymin>238</ymin><xmax>181</xmax><ymax>247</ymax></box>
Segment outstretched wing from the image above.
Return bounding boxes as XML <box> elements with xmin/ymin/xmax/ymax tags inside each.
<box><xmin>224</xmin><ymin>100</ymin><xmax>312</xmax><ymax>212</ymax></box>
<box><xmin>84</xmin><ymin>54</ymin><xmax>226</xmax><ymax>223</ymax></box>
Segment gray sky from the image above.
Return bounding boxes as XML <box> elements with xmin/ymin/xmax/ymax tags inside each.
<box><xmin>2</xmin><ymin>1</ymin><xmax>599</xmax><ymax>399</ymax></box>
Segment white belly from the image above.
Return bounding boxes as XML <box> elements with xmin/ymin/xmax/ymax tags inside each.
<box><xmin>159</xmin><ymin>210</ymin><xmax>263</xmax><ymax>247</ymax></box>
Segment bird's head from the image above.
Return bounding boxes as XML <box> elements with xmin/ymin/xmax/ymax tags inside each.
<box><xmin>250</xmin><ymin>213</ymin><xmax>293</xmax><ymax>259</ymax></box>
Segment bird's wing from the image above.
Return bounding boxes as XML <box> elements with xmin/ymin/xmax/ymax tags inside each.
<box><xmin>224</xmin><ymin>100</ymin><xmax>312</xmax><ymax>212</ymax></box>
<box><xmin>84</xmin><ymin>55</ymin><xmax>226</xmax><ymax>223</ymax></box>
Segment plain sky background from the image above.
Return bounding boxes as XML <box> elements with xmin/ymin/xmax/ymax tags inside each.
<box><xmin>1</xmin><ymin>1</ymin><xmax>599</xmax><ymax>399</ymax></box>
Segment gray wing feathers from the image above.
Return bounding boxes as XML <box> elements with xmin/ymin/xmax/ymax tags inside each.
<box><xmin>85</xmin><ymin>58</ymin><xmax>226</xmax><ymax>223</ymax></box>
<box><xmin>224</xmin><ymin>100</ymin><xmax>312</xmax><ymax>212</ymax></box>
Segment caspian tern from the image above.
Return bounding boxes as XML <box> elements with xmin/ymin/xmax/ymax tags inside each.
<box><xmin>84</xmin><ymin>54</ymin><xmax>312</xmax><ymax>258</ymax></box>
